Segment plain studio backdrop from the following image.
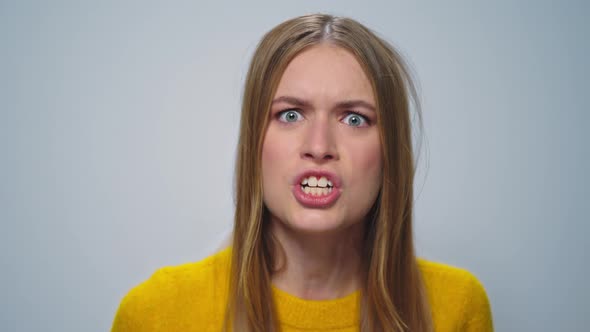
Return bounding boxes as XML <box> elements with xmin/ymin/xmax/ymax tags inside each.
<box><xmin>1</xmin><ymin>1</ymin><xmax>588</xmax><ymax>331</ymax></box>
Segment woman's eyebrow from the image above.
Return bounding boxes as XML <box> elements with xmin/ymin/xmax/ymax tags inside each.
<box><xmin>336</xmin><ymin>100</ymin><xmax>376</xmax><ymax>112</ymax></box>
<box><xmin>271</xmin><ymin>96</ymin><xmax>312</xmax><ymax>108</ymax></box>
<box><xmin>272</xmin><ymin>96</ymin><xmax>375</xmax><ymax>112</ymax></box>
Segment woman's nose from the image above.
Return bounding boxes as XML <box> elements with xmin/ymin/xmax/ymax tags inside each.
<box><xmin>300</xmin><ymin>117</ymin><xmax>339</xmax><ymax>162</ymax></box>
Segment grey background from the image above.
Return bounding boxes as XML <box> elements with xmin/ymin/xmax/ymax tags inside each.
<box><xmin>1</xmin><ymin>1</ymin><xmax>588</xmax><ymax>331</ymax></box>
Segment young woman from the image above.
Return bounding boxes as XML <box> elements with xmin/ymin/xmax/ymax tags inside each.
<box><xmin>112</xmin><ymin>14</ymin><xmax>493</xmax><ymax>332</ymax></box>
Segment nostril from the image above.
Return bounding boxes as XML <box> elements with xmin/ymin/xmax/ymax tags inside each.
<box><xmin>302</xmin><ymin>152</ymin><xmax>335</xmax><ymax>160</ymax></box>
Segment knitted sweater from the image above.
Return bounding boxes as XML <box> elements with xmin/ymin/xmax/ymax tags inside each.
<box><xmin>111</xmin><ymin>248</ymin><xmax>493</xmax><ymax>331</ymax></box>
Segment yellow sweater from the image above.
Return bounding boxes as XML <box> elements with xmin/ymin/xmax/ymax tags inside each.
<box><xmin>112</xmin><ymin>248</ymin><xmax>493</xmax><ymax>331</ymax></box>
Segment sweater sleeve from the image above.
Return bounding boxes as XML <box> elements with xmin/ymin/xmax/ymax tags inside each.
<box><xmin>110</xmin><ymin>269</ymin><xmax>165</xmax><ymax>332</ymax></box>
<box><xmin>461</xmin><ymin>273</ymin><xmax>494</xmax><ymax>332</ymax></box>
<box><xmin>111</xmin><ymin>289</ymin><xmax>142</xmax><ymax>332</ymax></box>
<box><xmin>110</xmin><ymin>250</ymin><xmax>231</xmax><ymax>332</ymax></box>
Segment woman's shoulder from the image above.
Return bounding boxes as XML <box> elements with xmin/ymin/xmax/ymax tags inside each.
<box><xmin>128</xmin><ymin>246</ymin><xmax>232</xmax><ymax>300</ymax></box>
<box><xmin>417</xmin><ymin>258</ymin><xmax>494</xmax><ymax>331</ymax></box>
<box><xmin>111</xmin><ymin>247</ymin><xmax>232</xmax><ymax>332</ymax></box>
<box><xmin>149</xmin><ymin>246</ymin><xmax>232</xmax><ymax>286</ymax></box>
<box><xmin>418</xmin><ymin>258</ymin><xmax>480</xmax><ymax>285</ymax></box>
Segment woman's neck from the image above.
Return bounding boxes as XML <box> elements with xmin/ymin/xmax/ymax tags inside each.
<box><xmin>269</xmin><ymin>219</ymin><xmax>364</xmax><ymax>300</ymax></box>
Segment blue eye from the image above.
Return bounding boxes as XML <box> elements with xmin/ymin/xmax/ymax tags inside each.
<box><xmin>278</xmin><ymin>109</ymin><xmax>303</xmax><ymax>123</ymax></box>
<box><xmin>342</xmin><ymin>113</ymin><xmax>367</xmax><ymax>127</ymax></box>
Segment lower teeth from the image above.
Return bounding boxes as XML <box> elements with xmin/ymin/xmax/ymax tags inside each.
<box><xmin>302</xmin><ymin>186</ymin><xmax>332</xmax><ymax>196</ymax></box>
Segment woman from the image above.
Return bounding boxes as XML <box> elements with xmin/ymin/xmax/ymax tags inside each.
<box><xmin>112</xmin><ymin>14</ymin><xmax>493</xmax><ymax>332</ymax></box>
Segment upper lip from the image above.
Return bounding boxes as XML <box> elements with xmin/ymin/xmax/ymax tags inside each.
<box><xmin>292</xmin><ymin>169</ymin><xmax>342</xmax><ymax>188</ymax></box>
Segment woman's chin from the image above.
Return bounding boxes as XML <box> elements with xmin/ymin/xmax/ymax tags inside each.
<box><xmin>278</xmin><ymin>211</ymin><xmax>355</xmax><ymax>235</ymax></box>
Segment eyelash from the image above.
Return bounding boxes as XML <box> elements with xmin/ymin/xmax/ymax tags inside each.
<box><xmin>275</xmin><ymin>109</ymin><xmax>371</xmax><ymax>127</ymax></box>
<box><xmin>342</xmin><ymin>112</ymin><xmax>370</xmax><ymax>127</ymax></box>
<box><xmin>276</xmin><ymin>109</ymin><xmax>303</xmax><ymax>123</ymax></box>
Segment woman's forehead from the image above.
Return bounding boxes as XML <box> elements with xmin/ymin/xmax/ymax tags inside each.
<box><xmin>273</xmin><ymin>44</ymin><xmax>376</xmax><ymax>107</ymax></box>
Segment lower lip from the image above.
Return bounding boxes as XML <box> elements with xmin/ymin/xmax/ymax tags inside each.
<box><xmin>292</xmin><ymin>185</ymin><xmax>341</xmax><ymax>208</ymax></box>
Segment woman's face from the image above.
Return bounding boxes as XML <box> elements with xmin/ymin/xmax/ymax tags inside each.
<box><xmin>261</xmin><ymin>44</ymin><xmax>382</xmax><ymax>234</ymax></box>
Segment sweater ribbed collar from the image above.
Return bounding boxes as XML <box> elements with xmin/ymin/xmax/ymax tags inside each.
<box><xmin>272</xmin><ymin>285</ymin><xmax>360</xmax><ymax>329</ymax></box>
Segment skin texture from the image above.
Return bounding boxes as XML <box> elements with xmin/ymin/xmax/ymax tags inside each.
<box><xmin>261</xmin><ymin>44</ymin><xmax>383</xmax><ymax>299</ymax></box>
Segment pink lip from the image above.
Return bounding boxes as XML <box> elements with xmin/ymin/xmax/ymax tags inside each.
<box><xmin>292</xmin><ymin>170</ymin><xmax>342</xmax><ymax>208</ymax></box>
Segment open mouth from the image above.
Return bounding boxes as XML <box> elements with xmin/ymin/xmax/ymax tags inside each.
<box><xmin>300</xmin><ymin>176</ymin><xmax>334</xmax><ymax>196</ymax></box>
<box><xmin>292</xmin><ymin>170</ymin><xmax>341</xmax><ymax>208</ymax></box>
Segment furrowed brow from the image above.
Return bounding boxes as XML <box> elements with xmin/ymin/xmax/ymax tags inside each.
<box><xmin>271</xmin><ymin>96</ymin><xmax>312</xmax><ymax>108</ymax></box>
<box><xmin>336</xmin><ymin>100</ymin><xmax>376</xmax><ymax>112</ymax></box>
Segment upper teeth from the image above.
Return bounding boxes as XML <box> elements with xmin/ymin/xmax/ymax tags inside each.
<box><xmin>301</xmin><ymin>176</ymin><xmax>333</xmax><ymax>188</ymax></box>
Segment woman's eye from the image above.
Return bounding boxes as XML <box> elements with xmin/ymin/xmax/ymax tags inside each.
<box><xmin>278</xmin><ymin>109</ymin><xmax>303</xmax><ymax>123</ymax></box>
<box><xmin>342</xmin><ymin>113</ymin><xmax>368</xmax><ymax>127</ymax></box>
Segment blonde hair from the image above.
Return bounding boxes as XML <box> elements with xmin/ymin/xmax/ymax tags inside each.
<box><xmin>227</xmin><ymin>14</ymin><xmax>432</xmax><ymax>332</ymax></box>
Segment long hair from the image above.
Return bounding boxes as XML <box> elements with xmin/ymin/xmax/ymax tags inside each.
<box><xmin>227</xmin><ymin>14</ymin><xmax>432</xmax><ymax>332</ymax></box>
